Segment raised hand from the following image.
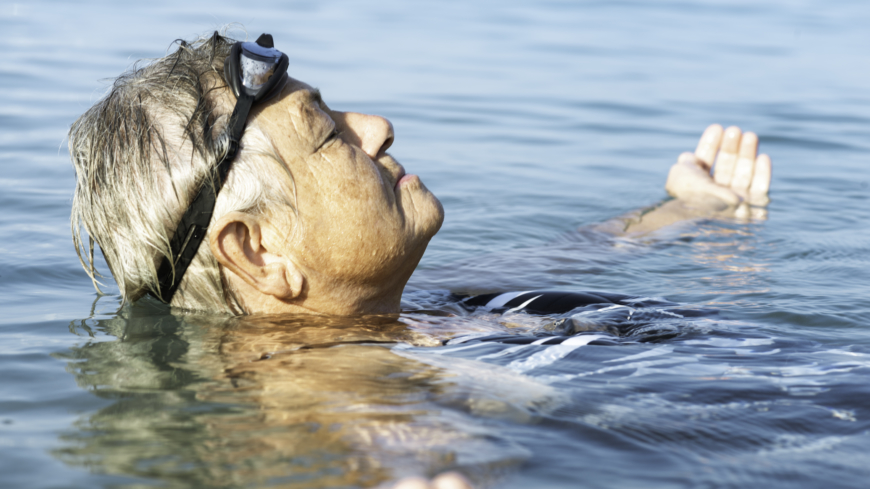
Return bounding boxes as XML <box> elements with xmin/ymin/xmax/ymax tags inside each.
<box><xmin>666</xmin><ymin>124</ymin><xmax>772</xmax><ymax>207</ymax></box>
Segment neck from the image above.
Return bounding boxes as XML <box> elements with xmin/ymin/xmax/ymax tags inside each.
<box><xmin>226</xmin><ymin>268</ymin><xmax>407</xmax><ymax>316</ymax></box>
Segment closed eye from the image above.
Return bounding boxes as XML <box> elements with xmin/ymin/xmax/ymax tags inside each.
<box><xmin>315</xmin><ymin>128</ymin><xmax>340</xmax><ymax>153</ymax></box>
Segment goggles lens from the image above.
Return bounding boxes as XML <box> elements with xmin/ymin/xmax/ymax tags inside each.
<box><xmin>222</xmin><ymin>33</ymin><xmax>289</xmax><ymax>102</ymax></box>
<box><xmin>239</xmin><ymin>43</ymin><xmax>282</xmax><ymax>89</ymax></box>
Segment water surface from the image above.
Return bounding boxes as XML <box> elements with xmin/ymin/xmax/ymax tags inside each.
<box><xmin>2</xmin><ymin>0</ymin><xmax>870</xmax><ymax>487</ymax></box>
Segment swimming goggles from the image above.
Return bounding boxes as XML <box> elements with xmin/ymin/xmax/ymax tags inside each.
<box><xmin>152</xmin><ymin>33</ymin><xmax>289</xmax><ymax>304</ymax></box>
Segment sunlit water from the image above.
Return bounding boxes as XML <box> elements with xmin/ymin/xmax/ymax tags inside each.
<box><xmin>2</xmin><ymin>0</ymin><xmax>870</xmax><ymax>487</ymax></box>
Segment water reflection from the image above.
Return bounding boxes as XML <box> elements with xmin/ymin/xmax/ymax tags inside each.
<box><xmin>53</xmin><ymin>302</ymin><xmax>539</xmax><ymax>488</ymax></box>
<box><xmin>49</xmin><ymin>200</ymin><xmax>787</xmax><ymax>488</ymax></box>
<box><xmin>679</xmin><ymin>221</ymin><xmax>772</xmax><ymax>300</ymax></box>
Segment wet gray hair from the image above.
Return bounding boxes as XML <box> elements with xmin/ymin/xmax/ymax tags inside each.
<box><xmin>69</xmin><ymin>32</ymin><xmax>296</xmax><ymax>314</ymax></box>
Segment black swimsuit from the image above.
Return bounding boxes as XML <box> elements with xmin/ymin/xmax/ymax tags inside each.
<box><xmin>447</xmin><ymin>290</ymin><xmax>712</xmax><ymax>346</ymax></box>
<box><xmin>460</xmin><ymin>290</ymin><xmax>634</xmax><ymax>314</ymax></box>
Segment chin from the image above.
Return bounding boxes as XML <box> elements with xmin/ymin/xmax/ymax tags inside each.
<box><xmin>397</xmin><ymin>193</ymin><xmax>443</xmax><ymax>277</ymax></box>
<box><xmin>429</xmin><ymin>196</ymin><xmax>445</xmax><ymax>235</ymax></box>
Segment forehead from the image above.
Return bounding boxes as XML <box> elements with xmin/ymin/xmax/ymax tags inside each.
<box><xmin>250</xmin><ymin>75</ymin><xmax>330</xmax><ymax>126</ymax></box>
<box><xmin>272</xmin><ymin>76</ymin><xmax>322</xmax><ymax>108</ymax></box>
<box><xmin>250</xmin><ymin>75</ymin><xmax>334</xmax><ymax>150</ymax></box>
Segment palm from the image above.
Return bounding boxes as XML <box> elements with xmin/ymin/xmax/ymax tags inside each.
<box><xmin>666</xmin><ymin>124</ymin><xmax>771</xmax><ymax>207</ymax></box>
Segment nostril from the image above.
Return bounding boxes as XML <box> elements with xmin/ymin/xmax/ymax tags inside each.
<box><xmin>376</xmin><ymin>116</ymin><xmax>394</xmax><ymax>156</ymax></box>
<box><xmin>380</xmin><ymin>134</ymin><xmax>394</xmax><ymax>154</ymax></box>
<box><xmin>346</xmin><ymin>112</ymin><xmax>396</xmax><ymax>158</ymax></box>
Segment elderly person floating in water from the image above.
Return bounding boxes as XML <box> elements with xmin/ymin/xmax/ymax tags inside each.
<box><xmin>69</xmin><ymin>32</ymin><xmax>771</xmax><ymax>316</ymax></box>
<box><xmin>68</xmin><ymin>31</ymin><xmax>772</xmax><ymax>489</ymax></box>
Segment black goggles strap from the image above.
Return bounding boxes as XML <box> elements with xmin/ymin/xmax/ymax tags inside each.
<box><xmin>150</xmin><ymin>33</ymin><xmax>287</xmax><ymax>305</ymax></box>
<box><xmin>152</xmin><ymin>93</ymin><xmax>255</xmax><ymax>304</ymax></box>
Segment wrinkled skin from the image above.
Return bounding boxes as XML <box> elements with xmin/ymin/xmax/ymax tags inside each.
<box><xmin>209</xmin><ymin>77</ymin><xmax>444</xmax><ymax>316</ymax></box>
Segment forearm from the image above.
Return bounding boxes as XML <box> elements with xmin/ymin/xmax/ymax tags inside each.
<box><xmin>592</xmin><ymin>197</ymin><xmax>734</xmax><ymax>238</ymax></box>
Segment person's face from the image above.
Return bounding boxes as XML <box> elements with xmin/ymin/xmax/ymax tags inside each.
<box><xmin>249</xmin><ymin>77</ymin><xmax>444</xmax><ymax>308</ymax></box>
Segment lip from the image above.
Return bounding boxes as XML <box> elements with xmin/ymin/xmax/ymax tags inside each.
<box><xmin>395</xmin><ymin>174</ymin><xmax>417</xmax><ymax>189</ymax></box>
<box><xmin>393</xmin><ymin>167</ymin><xmax>406</xmax><ymax>190</ymax></box>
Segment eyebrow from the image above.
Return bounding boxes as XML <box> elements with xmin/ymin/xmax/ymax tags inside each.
<box><xmin>308</xmin><ymin>88</ymin><xmax>324</xmax><ymax>106</ymax></box>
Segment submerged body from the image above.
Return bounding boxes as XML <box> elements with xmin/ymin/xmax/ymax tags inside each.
<box><xmin>62</xmin><ymin>277</ymin><xmax>812</xmax><ymax>489</ymax></box>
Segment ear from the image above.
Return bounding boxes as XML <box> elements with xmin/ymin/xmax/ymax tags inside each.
<box><xmin>208</xmin><ymin>211</ymin><xmax>304</xmax><ymax>300</ymax></box>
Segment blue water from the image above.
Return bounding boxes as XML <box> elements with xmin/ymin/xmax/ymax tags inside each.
<box><xmin>2</xmin><ymin>0</ymin><xmax>870</xmax><ymax>487</ymax></box>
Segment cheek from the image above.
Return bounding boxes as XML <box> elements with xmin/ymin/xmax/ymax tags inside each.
<box><xmin>293</xmin><ymin>148</ymin><xmax>409</xmax><ymax>270</ymax></box>
<box><xmin>315</xmin><ymin>146</ymin><xmax>390</xmax><ymax>205</ymax></box>
<box><xmin>301</xmin><ymin>156</ymin><xmax>388</xmax><ymax>238</ymax></box>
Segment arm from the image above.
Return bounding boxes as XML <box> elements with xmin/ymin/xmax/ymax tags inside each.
<box><xmin>407</xmin><ymin>124</ymin><xmax>773</xmax><ymax>292</ymax></box>
<box><xmin>595</xmin><ymin>124</ymin><xmax>772</xmax><ymax>237</ymax></box>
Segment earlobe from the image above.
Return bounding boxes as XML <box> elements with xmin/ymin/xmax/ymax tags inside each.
<box><xmin>285</xmin><ymin>266</ymin><xmax>304</xmax><ymax>299</ymax></box>
<box><xmin>209</xmin><ymin>211</ymin><xmax>304</xmax><ymax>300</ymax></box>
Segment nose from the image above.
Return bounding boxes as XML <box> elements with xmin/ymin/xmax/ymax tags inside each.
<box><xmin>340</xmin><ymin>112</ymin><xmax>394</xmax><ymax>158</ymax></box>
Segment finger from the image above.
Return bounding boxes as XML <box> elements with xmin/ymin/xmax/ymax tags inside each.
<box><xmin>694</xmin><ymin>124</ymin><xmax>724</xmax><ymax>170</ymax></box>
<box><xmin>666</xmin><ymin>153</ymin><xmax>708</xmax><ymax>196</ymax></box>
<box><xmin>730</xmin><ymin>131</ymin><xmax>758</xmax><ymax>192</ymax></box>
<box><xmin>748</xmin><ymin>153</ymin><xmax>772</xmax><ymax>205</ymax></box>
<box><xmin>713</xmin><ymin>126</ymin><xmax>742</xmax><ymax>186</ymax></box>
<box><xmin>677</xmin><ymin>151</ymin><xmax>702</xmax><ymax>168</ymax></box>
